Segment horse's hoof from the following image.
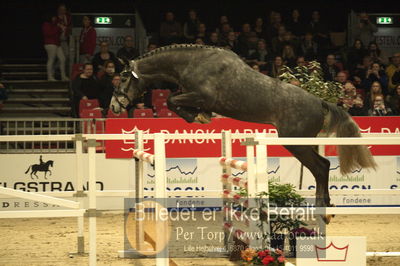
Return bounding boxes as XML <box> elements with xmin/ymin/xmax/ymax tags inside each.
<box><xmin>194</xmin><ymin>113</ymin><xmax>211</xmax><ymax>124</ymax></box>
<box><xmin>322</xmin><ymin>204</ymin><xmax>336</xmax><ymax>224</ymax></box>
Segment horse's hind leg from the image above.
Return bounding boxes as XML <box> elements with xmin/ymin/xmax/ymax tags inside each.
<box><xmin>284</xmin><ymin>145</ymin><xmax>331</xmax><ymax>208</ymax></box>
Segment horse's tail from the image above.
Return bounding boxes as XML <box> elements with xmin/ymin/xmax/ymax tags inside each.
<box><xmin>25</xmin><ymin>165</ymin><xmax>31</xmax><ymax>174</ymax></box>
<box><xmin>321</xmin><ymin>101</ymin><xmax>377</xmax><ymax>174</ymax></box>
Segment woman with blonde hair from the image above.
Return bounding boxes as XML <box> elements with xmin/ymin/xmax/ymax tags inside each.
<box><xmin>282</xmin><ymin>44</ymin><xmax>296</xmax><ymax>67</ymax></box>
<box><xmin>365</xmin><ymin>81</ymin><xmax>383</xmax><ymax>110</ymax></box>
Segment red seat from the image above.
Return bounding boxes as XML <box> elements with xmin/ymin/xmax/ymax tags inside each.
<box><xmin>79</xmin><ymin>99</ymin><xmax>100</xmax><ymax>114</ymax></box>
<box><xmin>152</xmin><ymin>98</ymin><xmax>168</xmax><ymax>113</ymax></box>
<box><xmin>133</xmin><ymin>108</ymin><xmax>154</xmax><ymax>118</ymax></box>
<box><xmin>152</xmin><ymin>89</ymin><xmax>171</xmax><ymax>103</ymax></box>
<box><xmin>71</xmin><ymin>63</ymin><xmax>84</xmax><ymax>80</ymax></box>
<box><xmin>107</xmin><ymin>109</ymin><xmax>129</xmax><ymax>118</ymax></box>
<box><xmin>79</xmin><ymin>108</ymin><xmax>103</xmax><ymax>118</ymax></box>
<box><xmin>157</xmin><ymin>108</ymin><xmax>179</xmax><ymax>118</ymax></box>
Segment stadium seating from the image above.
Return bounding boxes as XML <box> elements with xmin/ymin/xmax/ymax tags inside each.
<box><xmin>133</xmin><ymin>108</ymin><xmax>154</xmax><ymax>118</ymax></box>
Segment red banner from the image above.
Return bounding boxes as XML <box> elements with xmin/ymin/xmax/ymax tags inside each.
<box><xmin>105</xmin><ymin>117</ymin><xmax>400</xmax><ymax>158</ymax></box>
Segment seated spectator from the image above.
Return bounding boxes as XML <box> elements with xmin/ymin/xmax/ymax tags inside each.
<box><xmin>71</xmin><ymin>63</ymin><xmax>100</xmax><ymax>117</ymax></box>
<box><xmin>92</xmin><ymin>41</ymin><xmax>119</xmax><ymax>73</ymax></box>
<box><xmin>79</xmin><ymin>15</ymin><xmax>97</xmax><ymax>63</ymax></box>
<box><xmin>268</xmin><ymin>56</ymin><xmax>285</xmax><ymax>78</ymax></box>
<box><xmin>99</xmin><ymin>60</ymin><xmax>116</xmax><ymax>108</ymax></box>
<box><xmin>253</xmin><ymin>17</ymin><xmax>267</xmax><ymax>40</ymax></box>
<box><xmin>219</xmin><ymin>23</ymin><xmax>232</xmax><ymax>43</ymax></box>
<box><xmin>247</xmin><ymin>39</ymin><xmax>273</xmax><ymax>71</ymax></box>
<box><xmin>281</xmin><ymin>44</ymin><xmax>296</xmax><ymax>68</ymax></box>
<box><xmin>368</xmin><ymin>94</ymin><xmax>392</xmax><ymax>116</ymax></box>
<box><xmin>362</xmin><ymin>62</ymin><xmax>388</xmax><ymax>94</ymax></box>
<box><xmin>365</xmin><ymin>81</ymin><xmax>384</xmax><ymax>110</ymax></box>
<box><xmin>341</xmin><ymin>81</ymin><xmax>367</xmax><ymax>116</ymax></box>
<box><xmin>286</xmin><ymin>9</ymin><xmax>305</xmax><ymax>38</ymax></box>
<box><xmin>117</xmin><ymin>35</ymin><xmax>139</xmax><ymax>62</ymax></box>
<box><xmin>103</xmin><ymin>73</ymin><xmax>121</xmax><ymax>111</ymax></box>
<box><xmin>195</xmin><ymin>37</ymin><xmax>205</xmax><ymax>45</ymax></box>
<box><xmin>215</xmin><ymin>15</ymin><xmax>229</xmax><ymax>34</ymax></box>
<box><xmin>387</xmin><ymin>84</ymin><xmax>400</xmax><ymax>115</ymax></box>
<box><xmin>266</xmin><ymin>11</ymin><xmax>283</xmax><ymax>38</ymax></box>
<box><xmin>196</xmin><ymin>23</ymin><xmax>208</xmax><ymax>41</ymax></box>
<box><xmin>160</xmin><ymin>11</ymin><xmax>182</xmax><ymax>45</ymax></box>
<box><xmin>183</xmin><ymin>9</ymin><xmax>200</xmax><ymax>43</ymax></box>
<box><xmin>207</xmin><ymin>32</ymin><xmax>222</xmax><ymax>47</ymax></box>
<box><xmin>299</xmin><ymin>32</ymin><xmax>318</xmax><ymax>61</ymax></box>
<box><xmin>224</xmin><ymin>32</ymin><xmax>240</xmax><ymax>54</ymax></box>
<box><xmin>296</xmin><ymin>56</ymin><xmax>306</xmax><ymax>67</ymax></box>
<box><xmin>348</xmin><ymin>94</ymin><xmax>368</xmax><ymax>116</ymax></box>
<box><xmin>42</xmin><ymin>14</ymin><xmax>68</xmax><ymax>81</ymax></box>
<box><xmin>335</xmin><ymin>71</ymin><xmax>348</xmax><ymax>84</ymax></box>
<box><xmin>322</xmin><ymin>54</ymin><xmax>340</xmax><ymax>81</ymax></box>
<box><xmin>367</xmin><ymin>41</ymin><xmax>387</xmax><ymax>66</ymax></box>
<box><xmin>353</xmin><ymin>12</ymin><xmax>377</xmax><ymax>49</ymax></box>
<box><xmin>250</xmin><ymin>63</ymin><xmax>261</xmax><ymax>72</ymax></box>
<box><xmin>346</xmin><ymin>39</ymin><xmax>366</xmax><ymax>72</ymax></box>
<box><xmin>386</xmin><ymin>53</ymin><xmax>400</xmax><ymax>94</ymax></box>
<box><xmin>147</xmin><ymin>43</ymin><xmax>158</xmax><ymax>52</ymax></box>
<box><xmin>353</xmin><ymin>55</ymin><xmax>373</xmax><ymax>81</ymax></box>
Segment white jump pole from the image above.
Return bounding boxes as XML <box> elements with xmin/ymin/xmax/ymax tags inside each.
<box><xmin>134</xmin><ymin>131</ymin><xmax>145</xmax><ymax>252</ymax></box>
<box><xmin>74</xmin><ymin>135</ymin><xmax>85</xmax><ymax>254</ymax></box>
<box><xmin>87</xmin><ymin>139</ymin><xmax>97</xmax><ymax>266</ymax></box>
<box><xmin>154</xmin><ymin>133</ymin><xmax>169</xmax><ymax>266</ymax></box>
<box><xmin>221</xmin><ymin>131</ymin><xmax>233</xmax><ymax>249</ymax></box>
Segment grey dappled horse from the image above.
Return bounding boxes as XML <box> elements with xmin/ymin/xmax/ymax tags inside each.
<box><xmin>110</xmin><ymin>44</ymin><xmax>376</xmax><ymax>217</ymax></box>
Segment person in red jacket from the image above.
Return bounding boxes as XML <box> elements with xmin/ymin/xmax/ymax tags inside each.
<box><xmin>79</xmin><ymin>15</ymin><xmax>97</xmax><ymax>63</ymax></box>
<box><xmin>42</xmin><ymin>14</ymin><xmax>68</xmax><ymax>81</ymax></box>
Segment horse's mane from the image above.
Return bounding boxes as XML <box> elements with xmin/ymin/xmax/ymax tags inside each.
<box><xmin>135</xmin><ymin>44</ymin><xmax>232</xmax><ymax>61</ymax></box>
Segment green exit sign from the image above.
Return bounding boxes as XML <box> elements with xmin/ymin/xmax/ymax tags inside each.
<box><xmin>376</xmin><ymin>17</ymin><xmax>393</xmax><ymax>24</ymax></box>
<box><xmin>95</xmin><ymin>17</ymin><xmax>112</xmax><ymax>25</ymax></box>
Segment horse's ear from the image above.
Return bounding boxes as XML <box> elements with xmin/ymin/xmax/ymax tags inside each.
<box><xmin>117</xmin><ymin>57</ymin><xmax>126</xmax><ymax>66</ymax></box>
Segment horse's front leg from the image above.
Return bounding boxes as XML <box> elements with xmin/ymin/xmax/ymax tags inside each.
<box><xmin>48</xmin><ymin>170</ymin><xmax>52</xmax><ymax>176</ymax></box>
<box><xmin>167</xmin><ymin>92</ymin><xmax>211</xmax><ymax>124</ymax></box>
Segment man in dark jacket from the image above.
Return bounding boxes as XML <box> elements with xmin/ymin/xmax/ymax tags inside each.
<box><xmin>117</xmin><ymin>35</ymin><xmax>139</xmax><ymax>62</ymax></box>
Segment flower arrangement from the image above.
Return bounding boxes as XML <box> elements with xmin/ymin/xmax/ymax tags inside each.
<box><xmin>241</xmin><ymin>248</ymin><xmax>286</xmax><ymax>265</ymax></box>
<box><xmin>278</xmin><ymin>61</ymin><xmax>343</xmax><ymax>104</ymax></box>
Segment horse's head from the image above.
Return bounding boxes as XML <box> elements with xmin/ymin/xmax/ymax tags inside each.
<box><xmin>48</xmin><ymin>160</ymin><xmax>54</xmax><ymax>167</ymax></box>
<box><xmin>109</xmin><ymin>60</ymin><xmax>144</xmax><ymax>114</ymax></box>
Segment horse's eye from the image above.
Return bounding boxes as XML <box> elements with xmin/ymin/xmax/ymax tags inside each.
<box><xmin>121</xmin><ymin>78</ymin><xmax>127</xmax><ymax>82</ymax></box>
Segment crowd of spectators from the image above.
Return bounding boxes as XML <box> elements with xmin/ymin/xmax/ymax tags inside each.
<box><xmin>147</xmin><ymin>9</ymin><xmax>400</xmax><ymax>116</ymax></box>
<box><xmin>40</xmin><ymin>4</ymin><xmax>400</xmax><ymax>117</ymax></box>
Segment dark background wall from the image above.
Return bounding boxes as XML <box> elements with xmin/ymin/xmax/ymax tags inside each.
<box><xmin>0</xmin><ymin>0</ymin><xmax>399</xmax><ymax>60</ymax></box>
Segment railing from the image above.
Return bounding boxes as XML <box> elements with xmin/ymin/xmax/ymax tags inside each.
<box><xmin>0</xmin><ymin>118</ymin><xmax>106</xmax><ymax>153</ymax></box>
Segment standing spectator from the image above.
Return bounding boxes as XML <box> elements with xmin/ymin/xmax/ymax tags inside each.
<box><xmin>363</xmin><ymin>62</ymin><xmax>388</xmax><ymax>94</ymax></box>
<box><xmin>117</xmin><ymin>35</ymin><xmax>139</xmax><ymax>62</ymax></box>
<box><xmin>266</xmin><ymin>11</ymin><xmax>283</xmax><ymax>39</ymax></box>
<box><xmin>55</xmin><ymin>4</ymin><xmax>71</xmax><ymax>72</ymax></box>
<box><xmin>224</xmin><ymin>32</ymin><xmax>240</xmax><ymax>54</ymax></box>
<box><xmin>307</xmin><ymin>10</ymin><xmax>330</xmax><ymax>57</ymax></box>
<box><xmin>79</xmin><ymin>15</ymin><xmax>97</xmax><ymax>63</ymax></box>
<box><xmin>183</xmin><ymin>9</ymin><xmax>200</xmax><ymax>43</ymax></box>
<box><xmin>353</xmin><ymin>12</ymin><xmax>377</xmax><ymax>47</ymax></box>
<box><xmin>387</xmin><ymin>84</ymin><xmax>400</xmax><ymax>115</ymax></box>
<box><xmin>386</xmin><ymin>53</ymin><xmax>400</xmax><ymax>94</ymax></box>
<box><xmin>92</xmin><ymin>41</ymin><xmax>119</xmax><ymax>73</ymax></box>
<box><xmin>247</xmin><ymin>39</ymin><xmax>273</xmax><ymax>71</ymax></box>
<box><xmin>237</xmin><ymin>23</ymin><xmax>253</xmax><ymax>56</ymax></box>
<box><xmin>42</xmin><ymin>14</ymin><xmax>68</xmax><ymax>81</ymax></box>
<box><xmin>281</xmin><ymin>44</ymin><xmax>296</xmax><ymax>68</ymax></box>
<box><xmin>367</xmin><ymin>42</ymin><xmax>387</xmax><ymax>66</ymax></box>
<box><xmin>268</xmin><ymin>56</ymin><xmax>285</xmax><ymax>78</ymax></box>
<box><xmin>99</xmin><ymin>60</ymin><xmax>116</xmax><ymax>109</ymax></box>
<box><xmin>286</xmin><ymin>9</ymin><xmax>305</xmax><ymax>38</ymax></box>
<box><xmin>368</xmin><ymin>94</ymin><xmax>392</xmax><ymax>116</ymax></box>
<box><xmin>254</xmin><ymin>17</ymin><xmax>267</xmax><ymax>41</ymax></box>
<box><xmin>346</xmin><ymin>39</ymin><xmax>367</xmax><ymax>72</ymax></box>
<box><xmin>299</xmin><ymin>32</ymin><xmax>318</xmax><ymax>61</ymax></box>
<box><xmin>71</xmin><ymin>63</ymin><xmax>100</xmax><ymax>117</ymax></box>
<box><xmin>160</xmin><ymin>11</ymin><xmax>182</xmax><ymax>45</ymax></box>
<box><xmin>322</xmin><ymin>54</ymin><xmax>340</xmax><ymax>81</ymax></box>
<box><xmin>271</xmin><ymin>25</ymin><xmax>287</xmax><ymax>54</ymax></box>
